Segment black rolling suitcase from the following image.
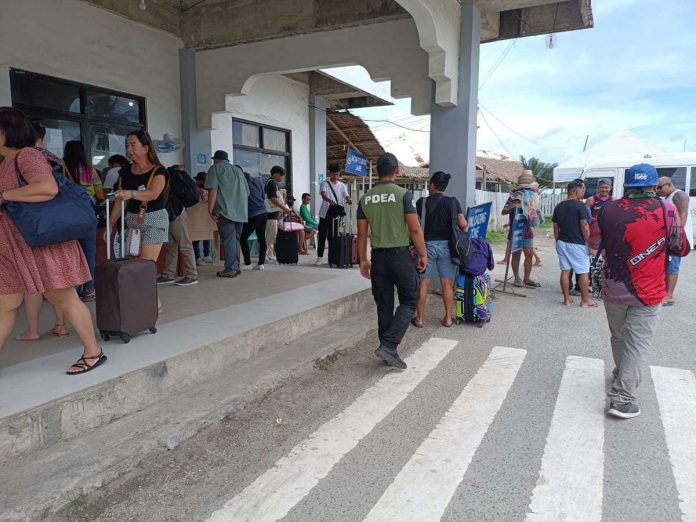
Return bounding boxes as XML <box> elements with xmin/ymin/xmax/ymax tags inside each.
<box><xmin>95</xmin><ymin>198</ymin><xmax>158</xmax><ymax>344</ymax></box>
<box><xmin>275</xmin><ymin>229</ymin><xmax>299</xmax><ymax>264</ymax></box>
<box><xmin>328</xmin><ymin>217</ymin><xmax>353</xmax><ymax>268</ymax></box>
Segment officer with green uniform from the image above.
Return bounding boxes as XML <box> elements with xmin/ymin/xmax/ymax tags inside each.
<box><xmin>357</xmin><ymin>153</ymin><xmax>427</xmax><ymax>369</ymax></box>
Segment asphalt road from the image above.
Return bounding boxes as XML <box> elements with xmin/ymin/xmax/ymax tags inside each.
<box><xmin>60</xmin><ymin>236</ymin><xmax>696</xmax><ymax>522</ymax></box>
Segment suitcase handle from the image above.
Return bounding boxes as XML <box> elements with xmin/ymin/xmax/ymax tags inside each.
<box><xmin>105</xmin><ymin>194</ymin><xmax>126</xmax><ymax>261</ymax></box>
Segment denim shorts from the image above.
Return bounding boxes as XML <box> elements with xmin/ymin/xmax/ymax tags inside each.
<box><xmin>421</xmin><ymin>240</ymin><xmax>456</xmax><ymax>279</ymax></box>
<box><xmin>556</xmin><ymin>240</ymin><xmax>590</xmax><ymax>274</ymax></box>
<box><xmin>667</xmin><ymin>255</ymin><xmax>681</xmax><ymax>275</ymax></box>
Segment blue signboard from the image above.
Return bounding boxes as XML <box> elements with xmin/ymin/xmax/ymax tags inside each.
<box><xmin>466</xmin><ymin>202</ymin><xmax>492</xmax><ymax>239</ymax></box>
<box><xmin>196</xmin><ymin>153</ymin><xmax>207</xmax><ymax>165</ymax></box>
<box><xmin>510</xmin><ymin>207</ymin><xmax>526</xmax><ymax>252</ymax></box>
<box><xmin>345</xmin><ymin>148</ymin><xmax>368</xmax><ymax>177</ymax></box>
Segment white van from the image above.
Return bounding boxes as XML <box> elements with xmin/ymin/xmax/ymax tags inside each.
<box><xmin>570</xmin><ymin>152</ymin><xmax>696</xmax><ymax>245</ymax></box>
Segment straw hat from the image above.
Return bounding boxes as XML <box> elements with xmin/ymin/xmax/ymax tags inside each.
<box><xmin>517</xmin><ymin>170</ymin><xmax>536</xmax><ymax>189</ymax></box>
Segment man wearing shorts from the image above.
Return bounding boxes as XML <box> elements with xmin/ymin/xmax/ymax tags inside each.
<box><xmin>552</xmin><ymin>178</ymin><xmax>597</xmax><ymax>307</ymax></box>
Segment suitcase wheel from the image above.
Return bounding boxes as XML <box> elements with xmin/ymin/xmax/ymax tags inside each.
<box><xmin>149</xmin><ymin>327</ymin><xmax>158</xmax><ymax>334</ymax></box>
<box><xmin>100</xmin><ymin>330</ymin><xmax>110</xmax><ymax>342</ymax></box>
<box><xmin>120</xmin><ymin>333</ymin><xmax>131</xmax><ymax>344</ymax></box>
<box><xmin>455</xmin><ymin>319</ymin><xmax>462</xmax><ymax>325</ymax></box>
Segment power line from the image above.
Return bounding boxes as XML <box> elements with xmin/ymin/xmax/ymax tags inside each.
<box><xmin>479</xmin><ymin>40</ymin><xmax>516</xmax><ymax>91</ymax></box>
<box><xmin>478</xmin><ymin>103</ymin><xmax>565</xmax><ymax>151</ymax></box>
<box><xmin>478</xmin><ymin>108</ymin><xmax>515</xmax><ymax>158</ymax></box>
<box><xmin>362</xmin><ymin>119</ymin><xmax>431</xmax><ymax>133</ymax></box>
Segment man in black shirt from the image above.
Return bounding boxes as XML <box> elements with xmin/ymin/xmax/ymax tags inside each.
<box><xmin>552</xmin><ymin>179</ymin><xmax>596</xmax><ymax>307</ymax></box>
<box><xmin>414</xmin><ymin>171</ymin><xmax>467</xmax><ymax>327</ymax></box>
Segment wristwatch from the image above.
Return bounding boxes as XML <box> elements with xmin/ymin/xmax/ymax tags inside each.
<box><xmin>130</xmin><ymin>190</ymin><xmax>137</xmax><ymax>200</ymax></box>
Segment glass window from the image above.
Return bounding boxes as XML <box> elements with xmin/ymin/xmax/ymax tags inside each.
<box><xmin>89</xmin><ymin>125</ymin><xmax>130</xmax><ymax>172</ymax></box>
<box><xmin>233</xmin><ymin>121</ymin><xmax>260</xmax><ymax>148</ymax></box>
<box><xmin>582</xmin><ymin>177</ymin><xmax>614</xmax><ymax>199</ymax></box>
<box><xmin>40</xmin><ymin>118</ymin><xmax>82</xmax><ymax>158</ymax></box>
<box><xmin>86</xmin><ymin>91</ymin><xmax>141</xmax><ymax>124</ymax></box>
<box><xmin>12</xmin><ymin>72</ymin><xmax>81</xmax><ymax>113</ymax></box>
<box><xmin>657</xmin><ymin>167</ymin><xmax>687</xmax><ymax>191</ymax></box>
<box><xmin>691</xmin><ymin>168</ymin><xmax>696</xmax><ymax>197</ymax></box>
<box><xmin>263</xmin><ymin>128</ymin><xmax>287</xmax><ymax>152</ymax></box>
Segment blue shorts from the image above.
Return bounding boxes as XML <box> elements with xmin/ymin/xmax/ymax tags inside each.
<box><xmin>667</xmin><ymin>255</ymin><xmax>681</xmax><ymax>275</ymax></box>
<box><xmin>304</xmin><ymin>225</ymin><xmax>316</xmax><ymax>234</ymax></box>
<box><xmin>556</xmin><ymin>240</ymin><xmax>590</xmax><ymax>274</ymax></box>
<box><xmin>421</xmin><ymin>240</ymin><xmax>456</xmax><ymax>279</ymax></box>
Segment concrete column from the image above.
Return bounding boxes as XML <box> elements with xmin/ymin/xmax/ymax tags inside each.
<box><xmin>428</xmin><ymin>2</ymin><xmax>480</xmax><ymax>210</ymax></box>
<box><xmin>0</xmin><ymin>65</ymin><xmax>12</xmax><ymax>106</ymax></box>
<box><xmin>309</xmin><ymin>95</ymin><xmax>327</xmax><ymax>216</ymax></box>
<box><xmin>179</xmin><ymin>49</ymin><xmax>212</xmax><ymax>174</ymax></box>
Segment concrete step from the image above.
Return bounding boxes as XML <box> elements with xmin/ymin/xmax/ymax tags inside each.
<box><xmin>0</xmin><ymin>276</ymin><xmax>371</xmax><ymax>464</ymax></box>
<box><xmin>0</xmin><ymin>307</ymin><xmax>378</xmax><ymax>521</ymax></box>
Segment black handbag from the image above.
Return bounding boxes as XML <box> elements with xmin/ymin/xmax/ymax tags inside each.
<box><xmin>5</xmin><ymin>151</ymin><xmax>97</xmax><ymax>248</ymax></box>
<box><xmin>448</xmin><ymin>197</ymin><xmax>472</xmax><ymax>266</ymax></box>
<box><xmin>325</xmin><ymin>181</ymin><xmax>346</xmax><ymax>220</ymax></box>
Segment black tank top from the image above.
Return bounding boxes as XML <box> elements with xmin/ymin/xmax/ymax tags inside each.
<box><xmin>119</xmin><ymin>165</ymin><xmax>168</xmax><ymax>214</ymax></box>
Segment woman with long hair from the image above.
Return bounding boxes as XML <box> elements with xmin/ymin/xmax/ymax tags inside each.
<box><xmin>63</xmin><ymin>140</ymin><xmax>105</xmax><ymax>301</ymax></box>
<box><xmin>0</xmin><ymin>107</ymin><xmax>106</xmax><ymax>374</ymax></box>
<box><xmin>108</xmin><ymin>130</ymin><xmax>169</xmax><ymax>312</ymax></box>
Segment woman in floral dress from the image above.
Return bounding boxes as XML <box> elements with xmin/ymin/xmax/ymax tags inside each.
<box><xmin>0</xmin><ymin>107</ymin><xmax>106</xmax><ymax>374</ymax></box>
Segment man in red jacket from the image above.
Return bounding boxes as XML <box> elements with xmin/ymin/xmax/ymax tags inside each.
<box><xmin>599</xmin><ymin>164</ymin><xmax>689</xmax><ymax>419</ymax></box>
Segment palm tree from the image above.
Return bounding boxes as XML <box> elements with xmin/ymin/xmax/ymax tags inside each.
<box><xmin>519</xmin><ymin>156</ymin><xmax>558</xmax><ymax>187</ymax></box>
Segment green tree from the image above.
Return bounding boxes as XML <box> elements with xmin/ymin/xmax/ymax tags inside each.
<box><xmin>519</xmin><ymin>156</ymin><xmax>558</xmax><ymax>187</ymax></box>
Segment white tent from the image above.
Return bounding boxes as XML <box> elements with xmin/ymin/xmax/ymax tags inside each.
<box><xmin>553</xmin><ymin>131</ymin><xmax>665</xmax><ymax>182</ymax></box>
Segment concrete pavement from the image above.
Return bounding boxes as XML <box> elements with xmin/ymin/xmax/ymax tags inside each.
<box><xmin>32</xmin><ymin>237</ymin><xmax>696</xmax><ymax>520</ymax></box>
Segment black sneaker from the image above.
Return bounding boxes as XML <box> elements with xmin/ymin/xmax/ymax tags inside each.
<box><xmin>374</xmin><ymin>346</ymin><xmax>407</xmax><ymax>370</ymax></box>
<box><xmin>608</xmin><ymin>402</ymin><xmax>641</xmax><ymax>419</ymax></box>
<box><xmin>216</xmin><ymin>269</ymin><xmax>240</xmax><ymax>278</ymax></box>
<box><xmin>175</xmin><ymin>277</ymin><xmax>198</xmax><ymax>287</ymax></box>
<box><xmin>157</xmin><ymin>275</ymin><xmax>176</xmax><ymax>285</ymax></box>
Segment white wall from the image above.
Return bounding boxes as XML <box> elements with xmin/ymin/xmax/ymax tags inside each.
<box><xmin>211</xmin><ymin>75</ymin><xmax>311</xmax><ymax>202</ymax></box>
<box><xmin>0</xmin><ymin>0</ymin><xmax>182</xmax><ymax>163</ymax></box>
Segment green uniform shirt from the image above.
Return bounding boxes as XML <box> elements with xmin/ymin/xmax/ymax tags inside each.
<box><xmin>204</xmin><ymin>161</ymin><xmax>249</xmax><ymax>222</ymax></box>
<box><xmin>300</xmin><ymin>204</ymin><xmax>317</xmax><ymax>227</ymax></box>
<box><xmin>357</xmin><ymin>181</ymin><xmax>416</xmax><ymax>248</ymax></box>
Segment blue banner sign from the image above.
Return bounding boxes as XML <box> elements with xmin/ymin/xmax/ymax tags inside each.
<box><xmin>466</xmin><ymin>202</ymin><xmax>492</xmax><ymax>239</ymax></box>
<box><xmin>510</xmin><ymin>207</ymin><xmax>526</xmax><ymax>253</ymax></box>
<box><xmin>345</xmin><ymin>148</ymin><xmax>368</xmax><ymax>177</ymax></box>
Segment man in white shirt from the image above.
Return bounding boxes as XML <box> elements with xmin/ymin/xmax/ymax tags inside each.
<box><xmin>315</xmin><ymin>163</ymin><xmax>352</xmax><ymax>265</ymax></box>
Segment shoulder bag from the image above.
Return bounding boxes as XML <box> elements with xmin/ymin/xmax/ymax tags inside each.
<box><xmin>5</xmin><ymin>151</ymin><xmax>97</xmax><ymax>248</ymax></box>
<box><xmin>325</xmin><ymin>181</ymin><xmax>346</xmax><ymax>220</ymax></box>
<box><xmin>448</xmin><ymin>197</ymin><xmax>472</xmax><ymax>266</ymax></box>
<box><xmin>123</xmin><ymin>166</ymin><xmax>158</xmax><ymax>257</ymax></box>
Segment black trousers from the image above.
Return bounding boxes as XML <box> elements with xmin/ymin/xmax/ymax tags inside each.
<box><xmin>241</xmin><ymin>213</ymin><xmax>268</xmax><ymax>266</ymax></box>
<box><xmin>317</xmin><ymin>217</ymin><xmax>336</xmax><ymax>258</ymax></box>
<box><xmin>371</xmin><ymin>247</ymin><xmax>419</xmax><ymax>352</ymax></box>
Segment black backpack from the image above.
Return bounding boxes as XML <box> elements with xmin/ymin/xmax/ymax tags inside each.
<box><xmin>170</xmin><ymin>168</ymin><xmax>200</xmax><ymax>208</ymax></box>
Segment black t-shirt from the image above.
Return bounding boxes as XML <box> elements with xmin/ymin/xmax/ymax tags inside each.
<box><xmin>265</xmin><ymin>178</ymin><xmax>280</xmax><ymax>220</ymax></box>
<box><xmin>552</xmin><ymin>199</ymin><xmax>589</xmax><ymax>245</ymax></box>
<box><xmin>119</xmin><ymin>165</ymin><xmax>168</xmax><ymax>214</ymax></box>
<box><xmin>415</xmin><ymin>194</ymin><xmax>462</xmax><ymax>241</ymax></box>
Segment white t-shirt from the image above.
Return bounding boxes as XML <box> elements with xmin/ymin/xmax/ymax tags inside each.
<box><xmin>103</xmin><ymin>167</ymin><xmax>122</xmax><ymax>191</ymax></box>
<box><xmin>319</xmin><ymin>179</ymin><xmax>350</xmax><ymax>219</ymax></box>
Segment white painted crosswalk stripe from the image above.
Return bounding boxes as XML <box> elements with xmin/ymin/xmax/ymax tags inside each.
<box><xmin>526</xmin><ymin>356</ymin><xmax>605</xmax><ymax>522</ymax></box>
<box><xmin>207</xmin><ymin>337</ymin><xmax>459</xmax><ymax>522</ymax></box>
<box><xmin>364</xmin><ymin>346</ymin><xmax>526</xmax><ymax>522</ymax></box>
<box><xmin>651</xmin><ymin>365</ymin><xmax>696</xmax><ymax>521</ymax></box>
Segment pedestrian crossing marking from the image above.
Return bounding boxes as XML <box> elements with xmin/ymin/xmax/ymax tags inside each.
<box><xmin>651</xmin><ymin>366</ymin><xmax>696</xmax><ymax>521</ymax></box>
<box><xmin>527</xmin><ymin>356</ymin><xmax>605</xmax><ymax>522</ymax></box>
<box><xmin>364</xmin><ymin>346</ymin><xmax>526</xmax><ymax>521</ymax></box>
<box><xmin>207</xmin><ymin>337</ymin><xmax>459</xmax><ymax>522</ymax></box>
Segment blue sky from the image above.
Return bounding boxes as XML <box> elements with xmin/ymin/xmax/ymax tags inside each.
<box><xmin>351</xmin><ymin>0</ymin><xmax>696</xmax><ymax>166</ymax></box>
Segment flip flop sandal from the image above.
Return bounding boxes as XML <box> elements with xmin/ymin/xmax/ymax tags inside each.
<box><xmin>49</xmin><ymin>324</ymin><xmax>70</xmax><ymax>337</ymax></box>
<box><xmin>581</xmin><ymin>302</ymin><xmax>599</xmax><ymax>308</ymax></box>
<box><xmin>441</xmin><ymin>320</ymin><xmax>453</xmax><ymax>328</ymax></box>
<box><xmin>66</xmin><ymin>351</ymin><xmax>107</xmax><ymax>376</ymax></box>
<box><xmin>513</xmin><ymin>280</ymin><xmax>525</xmax><ymax>288</ymax></box>
<box><xmin>662</xmin><ymin>301</ymin><xmax>675</xmax><ymax>307</ymax></box>
<box><xmin>524</xmin><ymin>281</ymin><xmax>542</xmax><ymax>288</ymax></box>
<box><xmin>410</xmin><ymin>318</ymin><xmax>423</xmax><ymax>328</ymax></box>
<box><xmin>15</xmin><ymin>335</ymin><xmax>41</xmax><ymax>342</ymax></box>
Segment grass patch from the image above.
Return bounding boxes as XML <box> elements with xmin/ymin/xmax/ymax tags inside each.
<box><xmin>485</xmin><ymin>230</ymin><xmax>508</xmax><ymax>245</ymax></box>
<box><xmin>67</xmin><ymin>494</ymin><xmax>89</xmax><ymax>510</ymax></box>
<box><xmin>221</xmin><ymin>411</ymin><xmax>235</xmax><ymax>423</ymax></box>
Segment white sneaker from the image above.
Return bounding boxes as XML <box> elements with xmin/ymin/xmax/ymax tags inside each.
<box><xmin>202</xmin><ymin>256</ymin><xmax>213</xmax><ymax>263</ymax></box>
<box><xmin>196</xmin><ymin>258</ymin><xmax>209</xmax><ymax>266</ymax></box>
<box><xmin>240</xmin><ymin>264</ymin><xmax>253</xmax><ymax>271</ymax></box>
<box><xmin>253</xmin><ymin>264</ymin><xmax>265</xmax><ymax>271</ymax></box>
<box><xmin>314</xmin><ymin>257</ymin><xmax>323</xmax><ymax>266</ymax></box>
<box><xmin>266</xmin><ymin>255</ymin><xmax>277</xmax><ymax>263</ymax></box>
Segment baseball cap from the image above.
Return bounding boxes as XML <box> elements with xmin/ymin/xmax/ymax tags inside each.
<box><xmin>212</xmin><ymin>150</ymin><xmax>229</xmax><ymax>161</ymax></box>
<box><xmin>624</xmin><ymin>163</ymin><xmax>657</xmax><ymax>188</ymax></box>
<box><xmin>598</xmin><ymin>177</ymin><xmax>613</xmax><ymax>186</ymax></box>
